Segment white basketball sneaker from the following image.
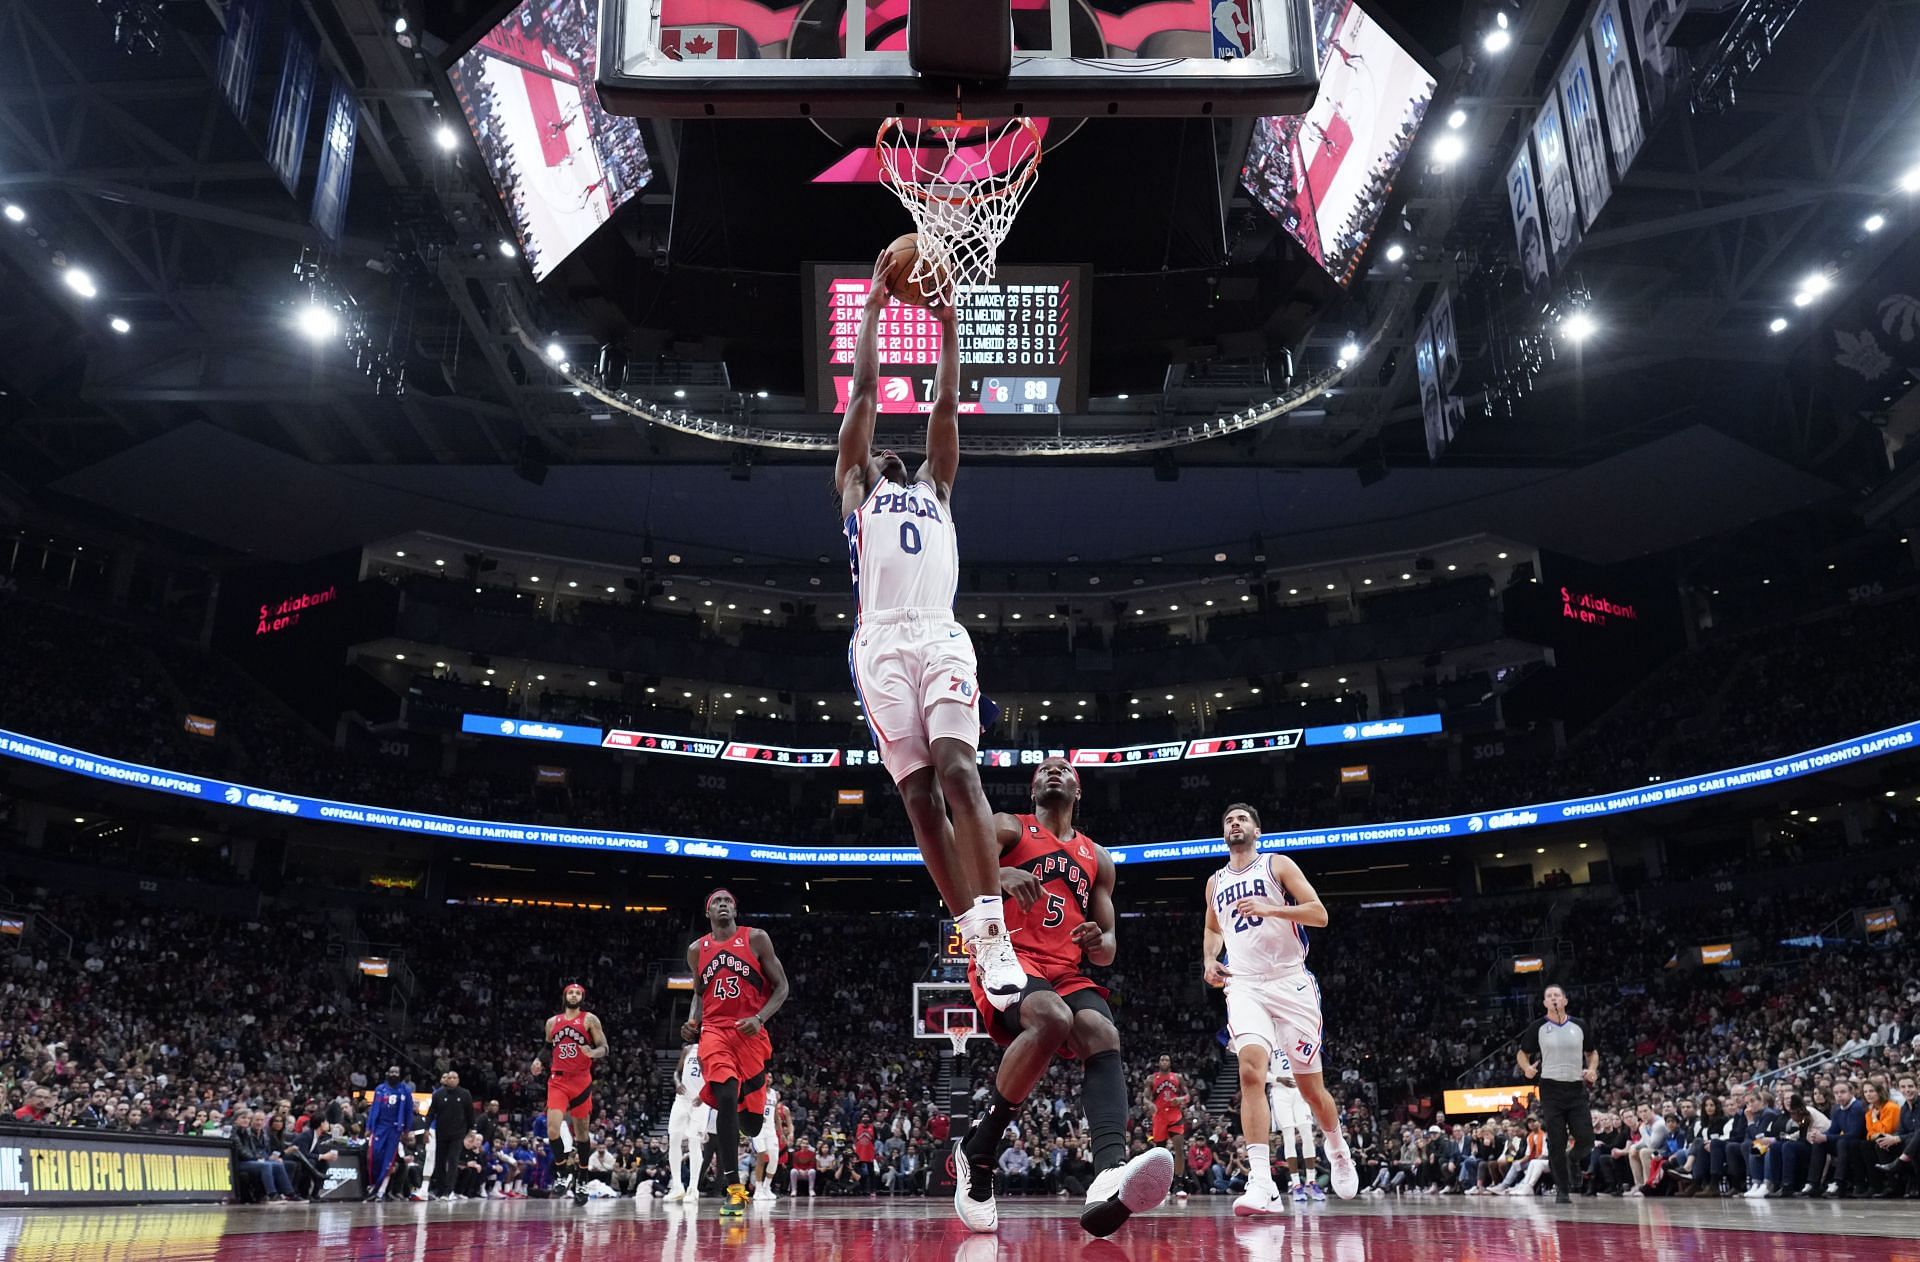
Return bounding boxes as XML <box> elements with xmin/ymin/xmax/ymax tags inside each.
<box><xmin>663</xmin><ymin>1186</ymin><xmax>686</xmax><ymax>1202</ymax></box>
<box><xmin>968</xmin><ymin>921</ymin><xmax>1029</xmax><ymax>1012</ymax></box>
<box><xmin>1234</xmin><ymin>1180</ymin><xmax>1286</xmax><ymax>1217</ymax></box>
<box><xmin>752</xmin><ymin>1180</ymin><xmax>775</xmax><ymax>1203</ymax></box>
<box><xmin>1326</xmin><ymin>1138</ymin><xmax>1359</xmax><ymax>1200</ymax></box>
<box><xmin>954</xmin><ymin>1140</ymin><xmax>998</xmax><ymax>1233</ymax></box>
<box><xmin>1080</xmin><ymin>1147</ymin><xmax>1174</xmax><ymax>1237</ymax></box>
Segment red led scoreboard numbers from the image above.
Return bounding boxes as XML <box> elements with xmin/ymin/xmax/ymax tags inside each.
<box><xmin>807</xmin><ymin>265</ymin><xmax>1088</xmax><ymax>416</ymax></box>
<box><xmin>1069</xmin><ymin>742</ymin><xmax>1185</xmax><ymax>767</ymax></box>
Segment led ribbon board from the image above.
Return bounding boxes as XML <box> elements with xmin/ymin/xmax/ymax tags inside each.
<box><xmin>2</xmin><ymin>721</ymin><xmax>1913</xmax><ymax>866</ymax></box>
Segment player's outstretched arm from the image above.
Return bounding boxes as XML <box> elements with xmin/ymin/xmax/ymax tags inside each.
<box><xmin>1067</xmin><ymin>846</ymin><xmax>1118</xmax><ymax>967</ymax></box>
<box><xmin>920</xmin><ymin>300</ymin><xmax>960</xmax><ymax>498</ymax></box>
<box><xmin>836</xmin><ymin>253</ymin><xmax>891</xmax><ymax>515</ymax></box>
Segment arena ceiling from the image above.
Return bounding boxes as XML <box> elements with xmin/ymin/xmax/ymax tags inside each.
<box><xmin>1</xmin><ymin>0</ymin><xmax>1917</xmax><ymax>568</ymax></box>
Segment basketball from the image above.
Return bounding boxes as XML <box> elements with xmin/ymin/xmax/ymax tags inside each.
<box><xmin>880</xmin><ymin>233</ymin><xmax>951</xmax><ymax>308</ymax></box>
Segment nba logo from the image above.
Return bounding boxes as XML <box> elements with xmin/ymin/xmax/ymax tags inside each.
<box><xmin>1211</xmin><ymin>0</ymin><xmax>1252</xmax><ymax>58</ymax></box>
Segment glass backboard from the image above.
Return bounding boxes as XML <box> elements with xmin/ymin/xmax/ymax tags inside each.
<box><xmin>596</xmin><ymin>0</ymin><xmax>1318</xmax><ymax>120</ymax></box>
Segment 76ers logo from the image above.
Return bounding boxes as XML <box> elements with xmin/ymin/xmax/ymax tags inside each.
<box><xmin>1296</xmin><ymin>1039</ymin><xmax>1318</xmax><ymax>1063</ymax></box>
<box><xmin>948</xmin><ymin>674</ymin><xmax>975</xmax><ymax>699</ymax></box>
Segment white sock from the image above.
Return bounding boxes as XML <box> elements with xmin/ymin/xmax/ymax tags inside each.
<box><xmin>1247</xmin><ymin>1144</ymin><xmax>1273</xmax><ymax>1186</ymax></box>
<box><xmin>960</xmin><ymin>897</ymin><xmax>1006</xmax><ymax>936</ymax></box>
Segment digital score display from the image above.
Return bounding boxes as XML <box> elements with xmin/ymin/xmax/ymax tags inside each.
<box><xmin>1069</xmin><ymin>742</ymin><xmax>1185</xmax><ymax>767</ymax></box>
<box><xmin>1185</xmin><ymin>730</ymin><xmax>1305</xmax><ymax>759</ymax></box>
<box><xmin>936</xmin><ymin>918</ymin><xmax>968</xmax><ymax>967</ymax></box>
<box><xmin>601</xmin><ymin>730</ymin><xmax>723</xmax><ymax>759</ymax></box>
<box><xmin>721</xmin><ymin>742</ymin><xmax>842</xmax><ymax>767</ymax></box>
<box><xmin>806</xmin><ymin>266</ymin><xmax>1088</xmax><ymax>416</ymax></box>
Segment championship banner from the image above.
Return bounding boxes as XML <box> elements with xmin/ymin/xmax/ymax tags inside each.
<box><xmin>1558</xmin><ymin>36</ymin><xmax>1612</xmax><ymax>231</ymax></box>
<box><xmin>1625</xmin><ymin>0</ymin><xmax>1689</xmax><ymax>125</ymax></box>
<box><xmin>1430</xmin><ymin>287</ymin><xmax>1460</xmax><ymax>391</ymax></box>
<box><xmin>310</xmin><ymin>73</ymin><xmax>357</xmax><ymax>242</ymax></box>
<box><xmin>1589</xmin><ymin>0</ymin><xmax>1645</xmax><ymax>180</ymax></box>
<box><xmin>266</xmin><ymin>25</ymin><xmax>318</xmax><ymax>194</ymax></box>
<box><xmin>0</xmin><ymin>1126</ymin><xmax>232</xmax><ymax>1204</ymax></box>
<box><xmin>215</xmin><ymin>0</ymin><xmax>265</xmax><ymax>125</ymax></box>
<box><xmin>1507</xmin><ymin>138</ymin><xmax>1548</xmax><ymax>294</ymax></box>
<box><xmin>1532</xmin><ymin>95</ymin><xmax>1582</xmax><ymax>275</ymax></box>
<box><xmin>1809</xmin><ymin>227</ymin><xmax>1920</xmax><ymax>446</ymax></box>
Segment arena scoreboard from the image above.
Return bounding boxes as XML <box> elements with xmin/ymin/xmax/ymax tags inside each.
<box><xmin>1186</xmin><ymin>730</ymin><xmax>1305</xmax><ymax>759</ymax></box>
<box><xmin>805</xmin><ymin>265</ymin><xmax>1089</xmax><ymax>416</ymax></box>
<box><xmin>935</xmin><ymin>919</ymin><xmax>969</xmax><ymax>968</ymax></box>
<box><xmin>721</xmin><ymin>742</ymin><xmax>841</xmax><ymax>767</ymax></box>
<box><xmin>1069</xmin><ymin>741</ymin><xmax>1185</xmax><ymax>767</ymax></box>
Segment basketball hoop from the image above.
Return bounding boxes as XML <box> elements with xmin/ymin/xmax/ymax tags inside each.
<box><xmin>875</xmin><ymin>115</ymin><xmax>1042</xmax><ymax>293</ymax></box>
<box><xmin>943</xmin><ymin>1010</ymin><xmax>980</xmax><ymax>1059</ymax></box>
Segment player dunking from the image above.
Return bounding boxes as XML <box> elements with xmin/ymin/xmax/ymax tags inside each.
<box><xmin>1148</xmin><ymin>1054</ymin><xmax>1191</xmax><ymax>1172</ymax></box>
<box><xmin>679</xmin><ymin>889</ymin><xmax>789</xmax><ymax>1217</ymax></box>
<box><xmin>532</xmin><ymin>983</ymin><xmax>606</xmax><ymax>1203</ymax></box>
<box><xmin>835</xmin><ymin>251</ymin><xmax>1027</xmax><ymax>1011</ymax></box>
<box><xmin>955</xmin><ymin>756</ymin><xmax>1174</xmax><ymax>1237</ymax></box>
<box><xmin>1201</xmin><ymin>803</ymin><xmax>1359</xmax><ymax>1214</ymax></box>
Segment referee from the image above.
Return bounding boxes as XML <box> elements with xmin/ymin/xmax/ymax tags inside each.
<box><xmin>1516</xmin><ymin>984</ymin><xmax>1598</xmax><ymax>1204</ymax></box>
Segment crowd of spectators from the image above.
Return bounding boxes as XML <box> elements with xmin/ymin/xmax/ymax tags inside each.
<box><xmin>7</xmin><ymin>582</ymin><xmax>1920</xmax><ymax>861</ymax></box>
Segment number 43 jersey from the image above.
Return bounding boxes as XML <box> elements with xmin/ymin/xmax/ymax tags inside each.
<box><xmin>696</xmin><ymin>926</ymin><xmax>769</xmax><ymax>1030</ymax></box>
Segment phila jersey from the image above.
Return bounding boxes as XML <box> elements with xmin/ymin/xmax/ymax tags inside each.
<box><xmin>696</xmin><ymin>925</ymin><xmax>770</xmax><ymax>1028</ymax></box>
<box><xmin>677</xmin><ymin>1047</ymin><xmax>704</xmax><ymax>1097</ymax></box>
<box><xmin>845</xmin><ymin>479</ymin><xmax>959</xmax><ymax>617</ymax></box>
<box><xmin>1210</xmin><ymin>853</ymin><xmax>1309</xmax><ymax>977</ymax></box>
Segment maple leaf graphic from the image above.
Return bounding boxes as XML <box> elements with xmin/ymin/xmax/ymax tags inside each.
<box><xmin>684</xmin><ymin>33</ymin><xmax>714</xmax><ymax>56</ymax></box>
<box><xmin>1833</xmin><ymin>328</ymin><xmax>1893</xmax><ymax>381</ymax></box>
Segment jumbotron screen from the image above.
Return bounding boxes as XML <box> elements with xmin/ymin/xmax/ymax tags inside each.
<box><xmin>449</xmin><ymin>0</ymin><xmax>653</xmax><ymax>281</ymax></box>
<box><xmin>1240</xmin><ymin>0</ymin><xmax>1435</xmax><ymax>286</ymax></box>
<box><xmin>805</xmin><ymin>265</ymin><xmax>1089</xmax><ymax>415</ymax></box>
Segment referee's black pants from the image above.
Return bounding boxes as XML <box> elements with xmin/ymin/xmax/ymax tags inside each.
<box><xmin>1539</xmin><ymin>1080</ymin><xmax>1595</xmax><ymax>1194</ymax></box>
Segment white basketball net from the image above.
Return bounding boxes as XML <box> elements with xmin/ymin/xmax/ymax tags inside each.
<box><xmin>875</xmin><ymin>116</ymin><xmax>1043</xmax><ymax>294</ymax></box>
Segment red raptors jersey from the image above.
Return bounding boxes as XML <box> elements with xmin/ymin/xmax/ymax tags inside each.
<box><xmin>696</xmin><ymin>924</ymin><xmax>770</xmax><ymax>1028</ymax></box>
<box><xmin>548</xmin><ymin>1010</ymin><xmax>595</xmax><ymax>1081</ymax></box>
<box><xmin>992</xmin><ymin>814</ymin><xmax>1100</xmax><ymax>977</ymax></box>
<box><xmin>1152</xmin><ymin>1071</ymin><xmax>1185</xmax><ymax>1113</ymax></box>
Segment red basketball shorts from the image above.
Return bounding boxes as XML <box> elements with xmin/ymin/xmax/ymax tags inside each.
<box><xmin>698</xmin><ymin>1024</ymin><xmax>773</xmax><ymax>1114</ymax></box>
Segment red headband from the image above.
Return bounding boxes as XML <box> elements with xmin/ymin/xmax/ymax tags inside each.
<box><xmin>706</xmin><ymin>888</ymin><xmax>735</xmax><ymax>912</ymax></box>
<box><xmin>561</xmin><ymin>981</ymin><xmax>587</xmax><ymax>1000</ymax></box>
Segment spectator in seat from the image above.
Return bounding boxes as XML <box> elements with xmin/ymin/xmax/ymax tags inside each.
<box><xmin>455</xmin><ymin>1132</ymin><xmax>488</xmax><ymax>1199</ymax></box>
<box><xmin>1620</xmin><ymin>1104</ymin><xmax>1669</xmax><ymax>1196</ymax></box>
<box><xmin>1183</xmin><ymin>1135</ymin><xmax>1216</xmax><ymax>1194</ymax></box>
<box><xmin>1674</xmin><ymin>1096</ymin><xmax>1726</xmax><ymax>1196</ymax></box>
<box><xmin>1738</xmin><ymin>1092</ymin><xmax>1782</xmax><ymax>1195</ymax></box>
<box><xmin>12</xmin><ymin>1087</ymin><xmax>52</xmax><ymax>1124</ymax></box>
<box><xmin>1871</xmin><ymin>1081</ymin><xmax>1919</xmax><ymax>1197</ymax></box>
<box><xmin>236</xmin><ymin>1110</ymin><xmax>297</xmax><ymax>1202</ymax></box>
<box><xmin>1748</xmin><ymin>1092</ymin><xmax>1826</xmax><ymax>1199</ymax></box>
<box><xmin>998</xmin><ymin>1138</ymin><xmax>1032</xmax><ymax>1196</ymax></box>
<box><xmin>1589</xmin><ymin>1110</ymin><xmax>1630</xmax><ymax>1195</ymax></box>
<box><xmin>1809</xmin><ymin>1079</ymin><xmax>1867</xmax><ymax>1197</ymax></box>
<box><xmin>788</xmin><ymin>1137</ymin><xmax>818</xmax><ymax>1197</ymax></box>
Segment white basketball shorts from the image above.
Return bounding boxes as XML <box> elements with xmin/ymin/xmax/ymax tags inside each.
<box><xmin>1225</xmin><ymin>969</ymin><xmax>1326</xmax><ymax>1073</ymax></box>
<box><xmin>1267</xmin><ymin>1080</ymin><xmax>1315</xmax><ymax>1136</ymax></box>
<box><xmin>848</xmin><ymin>608</ymin><xmax>981</xmax><ymax>782</ymax></box>
<box><xmin>670</xmin><ymin>1093</ymin><xmax>715</xmax><ymax>1137</ymax></box>
<box><xmin>751</xmin><ymin>1129</ymin><xmax>781</xmax><ymax>1159</ymax></box>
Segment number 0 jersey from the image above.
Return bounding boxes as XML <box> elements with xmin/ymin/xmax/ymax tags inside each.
<box><xmin>845</xmin><ymin>478</ymin><xmax>960</xmax><ymax>617</ymax></box>
<box><xmin>696</xmin><ymin>924</ymin><xmax>770</xmax><ymax>1029</ymax></box>
<box><xmin>1210</xmin><ymin>853</ymin><xmax>1309</xmax><ymax>977</ymax></box>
